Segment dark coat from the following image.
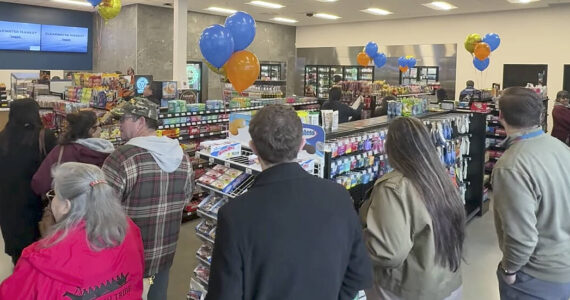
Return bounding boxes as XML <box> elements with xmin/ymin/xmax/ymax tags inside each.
<box><xmin>206</xmin><ymin>163</ymin><xmax>373</xmax><ymax>300</ymax></box>
<box><xmin>321</xmin><ymin>100</ymin><xmax>362</xmax><ymax>123</ymax></box>
<box><xmin>31</xmin><ymin>143</ymin><xmax>111</xmax><ymax>196</ymax></box>
<box><xmin>552</xmin><ymin>104</ymin><xmax>570</xmax><ymax>146</ymax></box>
<box><xmin>0</xmin><ymin>129</ymin><xmax>56</xmax><ymax>258</ymax></box>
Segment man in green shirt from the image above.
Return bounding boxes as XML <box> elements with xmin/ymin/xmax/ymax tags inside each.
<box><xmin>492</xmin><ymin>87</ymin><xmax>570</xmax><ymax>299</ymax></box>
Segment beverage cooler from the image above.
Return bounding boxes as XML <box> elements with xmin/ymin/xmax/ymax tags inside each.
<box><xmin>304</xmin><ymin>65</ymin><xmax>375</xmax><ymax>99</ymax></box>
<box><xmin>186</xmin><ymin>61</ymin><xmax>202</xmax><ymax>101</ymax></box>
<box><xmin>259</xmin><ymin>64</ymin><xmax>281</xmax><ymax>81</ymax></box>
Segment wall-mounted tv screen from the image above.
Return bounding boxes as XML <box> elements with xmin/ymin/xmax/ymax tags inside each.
<box><xmin>0</xmin><ymin>21</ymin><xmax>88</xmax><ymax>53</ymax></box>
<box><xmin>0</xmin><ymin>21</ymin><xmax>41</xmax><ymax>51</ymax></box>
<box><xmin>41</xmin><ymin>24</ymin><xmax>88</xmax><ymax>53</ymax></box>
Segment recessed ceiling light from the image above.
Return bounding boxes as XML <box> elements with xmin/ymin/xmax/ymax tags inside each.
<box><xmin>248</xmin><ymin>1</ymin><xmax>284</xmax><ymax>9</ymax></box>
<box><xmin>272</xmin><ymin>17</ymin><xmax>298</xmax><ymax>23</ymax></box>
<box><xmin>52</xmin><ymin>0</ymin><xmax>92</xmax><ymax>7</ymax></box>
<box><xmin>422</xmin><ymin>1</ymin><xmax>458</xmax><ymax>10</ymax></box>
<box><xmin>506</xmin><ymin>0</ymin><xmax>539</xmax><ymax>3</ymax></box>
<box><xmin>205</xmin><ymin>7</ymin><xmax>238</xmax><ymax>14</ymax></box>
<box><xmin>362</xmin><ymin>8</ymin><xmax>393</xmax><ymax>16</ymax></box>
<box><xmin>314</xmin><ymin>13</ymin><xmax>341</xmax><ymax>20</ymax></box>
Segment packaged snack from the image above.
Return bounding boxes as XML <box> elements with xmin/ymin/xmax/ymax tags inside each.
<box><xmin>213</xmin><ymin>165</ymin><xmax>229</xmax><ymax>172</ymax></box>
<box><xmin>196</xmin><ymin>220</ymin><xmax>216</xmax><ymax>235</ymax></box>
<box><xmin>210</xmin><ymin>198</ymin><xmax>228</xmax><ymax>215</ymax></box>
<box><xmin>211</xmin><ymin>180</ymin><xmax>228</xmax><ymax>190</ymax></box>
<box><xmin>205</xmin><ymin>169</ymin><xmax>224</xmax><ymax>179</ymax></box>
<box><xmin>198</xmin><ymin>195</ymin><xmax>220</xmax><ymax>212</ymax></box>
<box><xmin>196</xmin><ymin>244</ymin><xmax>213</xmax><ymax>261</ymax></box>
<box><xmin>197</xmin><ymin>175</ymin><xmax>216</xmax><ymax>185</ymax></box>
<box><xmin>225</xmin><ymin>168</ymin><xmax>243</xmax><ymax>178</ymax></box>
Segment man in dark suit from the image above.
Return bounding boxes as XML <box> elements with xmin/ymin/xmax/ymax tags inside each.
<box><xmin>206</xmin><ymin>105</ymin><xmax>373</xmax><ymax>300</ymax></box>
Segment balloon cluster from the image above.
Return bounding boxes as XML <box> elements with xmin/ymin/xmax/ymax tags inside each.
<box><xmin>357</xmin><ymin>42</ymin><xmax>387</xmax><ymax>68</ymax></box>
<box><xmin>464</xmin><ymin>33</ymin><xmax>501</xmax><ymax>71</ymax></box>
<box><xmin>397</xmin><ymin>56</ymin><xmax>417</xmax><ymax>73</ymax></box>
<box><xmin>89</xmin><ymin>0</ymin><xmax>122</xmax><ymax>22</ymax></box>
<box><xmin>199</xmin><ymin>12</ymin><xmax>260</xmax><ymax>93</ymax></box>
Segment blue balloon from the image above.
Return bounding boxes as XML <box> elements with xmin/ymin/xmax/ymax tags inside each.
<box><xmin>398</xmin><ymin>56</ymin><xmax>407</xmax><ymax>67</ymax></box>
<box><xmin>225</xmin><ymin>11</ymin><xmax>256</xmax><ymax>51</ymax></box>
<box><xmin>473</xmin><ymin>57</ymin><xmax>490</xmax><ymax>71</ymax></box>
<box><xmin>483</xmin><ymin>33</ymin><xmax>501</xmax><ymax>52</ymax></box>
<box><xmin>374</xmin><ymin>53</ymin><xmax>387</xmax><ymax>68</ymax></box>
<box><xmin>365</xmin><ymin>42</ymin><xmax>379</xmax><ymax>59</ymax></box>
<box><xmin>87</xmin><ymin>0</ymin><xmax>102</xmax><ymax>6</ymax></box>
<box><xmin>407</xmin><ymin>57</ymin><xmax>417</xmax><ymax>68</ymax></box>
<box><xmin>199</xmin><ymin>25</ymin><xmax>235</xmax><ymax>68</ymax></box>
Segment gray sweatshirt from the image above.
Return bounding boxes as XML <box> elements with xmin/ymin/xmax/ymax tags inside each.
<box><xmin>492</xmin><ymin>128</ymin><xmax>570</xmax><ymax>283</ymax></box>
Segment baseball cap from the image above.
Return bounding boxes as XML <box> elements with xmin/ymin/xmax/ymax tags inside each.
<box><xmin>112</xmin><ymin>97</ymin><xmax>159</xmax><ymax>121</ymax></box>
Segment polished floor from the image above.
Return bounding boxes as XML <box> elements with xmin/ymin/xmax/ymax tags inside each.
<box><xmin>0</xmin><ymin>207</ymin><xmax>502</xmax><ymax>300</ymax></box>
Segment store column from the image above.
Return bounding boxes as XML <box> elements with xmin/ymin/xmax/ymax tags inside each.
<box><xmin>173</xmin><ymin>0</ymin><xmax>188</xmax><ymax>88</ymax></box>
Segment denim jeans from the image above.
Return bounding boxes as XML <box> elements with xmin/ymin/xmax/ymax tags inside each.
<box><xmin>497</xmin><ymin>268</ymin><xmax>570</xmax><ymax>300</ymax></box>
<box><xmin>147</xmin><ymin>267</ymin><xmax>171</xmax><ymax>300</ymax></box>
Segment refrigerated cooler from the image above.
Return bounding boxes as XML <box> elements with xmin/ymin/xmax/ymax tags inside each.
<box><xmin>304</xmin><ymin>65</ymin><xmax>375</xmax><ymax>99</ymax></box>
<box><xmin>186</xmin><ymin>61</ymin><xmax>202</xmax><ymax>101</ymax></box>
<box><xmin>259</xmin><ymin>63</ymin><xmax>281</xmax><ymax>81</ymax></box>
<box><xmin>400</xmin><ymin>66</ymin><xmax>439</xmax><ymax>85</ymax></box>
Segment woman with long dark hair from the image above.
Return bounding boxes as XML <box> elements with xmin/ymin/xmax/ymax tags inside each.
<box><xmin>361</xmin><ymin>117</ymin><xmax>465</xmax><ymax>300</ymax></box>
<box><xmin>0</xmin><ymin>99</ymin><xmax>57</xmax><ymax>264</ymax></box>
<box><xmin>32</xmin><ymin>110</ymin><xmax>114</xmax><ymax>197</ymax></box>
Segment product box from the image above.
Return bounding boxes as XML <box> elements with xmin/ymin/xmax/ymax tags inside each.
<box><xmin>210</xmin><ymin>142</ymin><xmax>241</xmax><ymax>159</ymax></box>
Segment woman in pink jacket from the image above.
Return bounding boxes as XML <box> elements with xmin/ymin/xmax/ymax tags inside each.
<box><xmin>0</xmin><ymin>162</ymin><xmax>144</xmax><ymax>299</ymax></box>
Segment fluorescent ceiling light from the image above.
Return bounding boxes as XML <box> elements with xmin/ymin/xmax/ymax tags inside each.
<box><xmin>52</xmin><ymin>0</ymin><xmax>92</xmax><ymax>7</ymax></box>
<box><xmin>507</xmin><ymin>0</ymin><xmax>540</xmax><ymax>3</ymax></box>
<box><xmin>248</xmin><ymin>1</ymin><xmax>284</xmax><ymax>9</ymax></box>
<box><xmin>362</xmin><ymin>8</ymin><xmax>393</xmax><ymax>16</ymax></box>
<box><xmin>314</xmin><ymin>13</ymin><xmax>341</xmax><ymax>20</ymax></box>
<box><xmin>205</xmin><ymin>7</ymin><xmax>238</xmax><ymax>14</ymax></box>
<box><xmin>272</xmin><ymin>17</ymin><xmax>298</xmax><ymax>23</ymax></box>
<box><xmin>422</xmin><ymin>1</ymin><xmax>458</xmax><ymax>10</ymax></box>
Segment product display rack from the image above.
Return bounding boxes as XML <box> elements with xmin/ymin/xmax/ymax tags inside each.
<box><xmin>304</xmin><ymin>65</ymin><xmax>375</xmax><ymax>99</ymax></box>
<box><xmin>323</xmin><ymin>110</ymin><xmax>488</xmax><ymax>222</ymax></box>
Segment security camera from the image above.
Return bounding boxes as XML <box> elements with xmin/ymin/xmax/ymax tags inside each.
<box><xmin>306</xmin><ymin>12</ymin><xmax>314</xmax><ymax>17</ymax></box>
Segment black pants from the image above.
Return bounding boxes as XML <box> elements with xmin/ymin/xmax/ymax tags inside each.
<box><xmin>10</xmin><ymin>253</ymin><xmax>19</xmax><ymax>266</ymax></box>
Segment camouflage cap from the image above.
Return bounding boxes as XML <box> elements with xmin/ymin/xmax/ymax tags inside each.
<box><xmin>113</xmin><ymin>97</ymin><xmax>159</xmax><ymax>121</ymax></box>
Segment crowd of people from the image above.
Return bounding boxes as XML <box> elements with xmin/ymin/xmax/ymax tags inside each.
<box><xmin>0</xmin><ymin>87</ymin><xmax>568</xmax><ymax>300</ymax></box>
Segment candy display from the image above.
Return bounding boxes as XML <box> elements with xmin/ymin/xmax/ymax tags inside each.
<box><xmin>193</xmin><ymin>265</ymin><xmax>210</xmax><ymax>285</ymax></box>
<box><xmin>197</xmin><ymin>166</ymin><xmax>250</xmax><ymax>194</ymax></box>
<box><xmin>201</xmin><ymin>140</ymin><xmax>242</xmax><ymax>159</ymax></box>
<box><xmin>196</xmin><ymin>244</ymin><xmax>213</xmax><ymax>264</ymax></box>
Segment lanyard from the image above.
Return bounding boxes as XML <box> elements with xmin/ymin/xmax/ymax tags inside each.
<box><xmin>509</xmin><ymin>129</ymin><xmax>544</xmax><ymax>147</ymax></box>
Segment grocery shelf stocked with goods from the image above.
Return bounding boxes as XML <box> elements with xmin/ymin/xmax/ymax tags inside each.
<box><xmin>187</xmin><ymin>138</ymin><xmax>321</xmax><ymax>298</ymax></box>
<box><xmin>323</xmin><ymin>110</ymin><xmax>488</xmax><ymax>222</ymax></box>
<box><xmin>222</xmin><ymin>81</ymin><xmax>286</xmax><ymax>102</ymax></box>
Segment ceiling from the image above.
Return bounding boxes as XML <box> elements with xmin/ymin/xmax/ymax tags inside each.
<box><xmin>4</xmin><ymin>0</ymin><xmax>570</xmax><ymax>26</ymax></box>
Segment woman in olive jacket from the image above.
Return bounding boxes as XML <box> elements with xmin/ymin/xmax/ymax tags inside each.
<box><xmin>361</xmin><ymin>117</ymin><xmax>466</xmax><ymax>300</ymax></box>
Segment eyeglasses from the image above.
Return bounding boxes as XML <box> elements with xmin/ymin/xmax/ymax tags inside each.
<box><xmin>45</xmin><ymin>190</ymin><xmax>55</xmax><ymax>202</ymax></box>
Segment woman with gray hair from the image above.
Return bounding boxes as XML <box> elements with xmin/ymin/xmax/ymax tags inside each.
<box><xmin>0</xmin><ymin>162</ymin><xmax>145</xmax><ymax>299</ymax></box>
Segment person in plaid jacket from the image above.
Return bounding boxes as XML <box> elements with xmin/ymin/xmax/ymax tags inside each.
<box><xmin>102</xmin><ymin>98</ymin><xmax>193</xmax><ymax>300</ymax></box>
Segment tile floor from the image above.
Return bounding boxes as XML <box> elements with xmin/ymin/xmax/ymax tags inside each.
<box><xmin>0</xmin><ymin>207</ymin><xmax>502</xmax><ymax>300</ymax></box>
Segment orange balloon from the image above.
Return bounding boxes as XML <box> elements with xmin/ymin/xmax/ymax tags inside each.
<box><xmin>225</xmin><ymin>50</ymin><xmax>260</xmax><ymax>93</ymax></box>
<box><xmin>474</xmin><ymin>42</ymin><xmax>491</xmax><ymax>61</ymax></box>
<box><xmin>399</xmin><ymin>66</ymin><xmax>409</xmax><ymax>73</ymax></box>
<box><xmin>357</xmin><ymin>52</ymin><xmax>371</xmax><ymax>67</ymax></box>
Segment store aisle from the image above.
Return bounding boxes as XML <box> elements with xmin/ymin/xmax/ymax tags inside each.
<box><xmin>0</xmin><ymin>210</ymin><xmax>501</xmax><ymax>300</ymax></box>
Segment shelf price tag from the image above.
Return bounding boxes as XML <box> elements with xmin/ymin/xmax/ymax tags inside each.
<box><xmin>224</xmin><ymin>161</ymin><xmax>231</xmax><ymax>168</ymax></box>
<box><xmin>245</xmin><ymin>168</ymin><xmax>252</xmax><ymax>175</ymax></box>
<box><xmin>209</xmin><ymin>157</ymin><xmax>215</xmax><ymax>164</ymax></box>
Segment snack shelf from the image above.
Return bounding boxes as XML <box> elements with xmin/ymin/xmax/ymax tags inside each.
<box><xmin>196</xmin><ymin>175</ymin><xmax>256</xmax><ymax>199</ymax></box>
<box><xmin>196</xmin><ymin>150</ymin><xmax>261</xmax><ymax>175</ymax></box>
<box><xmin>194</xmin><ymin>275</ymin><xmax>209</xmax><ymax>288</ymax></box>
<box><xmin>158</xmin><ymin>106</ymin><xmax>266</xmax><ymax>118</ymax></box>
<box><xmin>395</xmin><ymin>93</ymin><xmax>432</xmax><ymax>97</ymax></box>
<box><xmin>159</xmin><ymin>119</ymin><xmax>229</xmax><ymax>130</ymax></box>
<box><xmin>197</xmin><ymin>209</ymin><xmax>218</xmax><ymax>222</ymax></box>
<box><xmin>196</xmin><ymin>255</ymin><xmax>211</xmax><ymax>267</ymax></box>
<box><xmin>177</xmin><ymin>131</ymin><xmax>228</xmax><ymax>141</ymax></box>
<box><xmin>196</xmin><ymin>231</ymin><xmax>215</xmax><ymax>244</ymax></box>
<box><xmin>288</xmin><ymin>101</ymin><xmax>319</xmax><ymax>106</ymax></box>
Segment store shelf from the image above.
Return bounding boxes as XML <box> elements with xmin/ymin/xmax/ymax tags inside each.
<box><xmin>396</xmin><ymin>93</ymin><xmax>432</xmax><ymax>97</ymax></box>
<box><xmin>197</xmin><ymin>209</ymin><xmax>218</xmax><ymax>222</ymax></box>
<box><xmin>158</xmin><ymin>106</ymin><xmax>265</xmax><ymax>119</ymax></box>
<box><xmin>196</xmin><ymin>255</ymin><xmax>211</xmax><ymax>267</ymax></box>
<box><xmin>177</xmin><ymin>131</ymin><xmax>228</xmax><ymax>141</ymax></box>
<box><xmin>196</xmin><ymin>231</ymin><xmax>215</xmax><ymax>244</ymax></box>
<box><xmin>196</xmin><ymin>150</ymin><xmax>261</xmax><ymax>175</ymax></box>
<box><xmin>196</xmin><ymin>175</ymin><xmax>256</xmax><ymax>199</ymax></box>
<box><xmin>159</xmin><ymin>119</ymin><xmax>229</xmax><ymax>130</ymax></box>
